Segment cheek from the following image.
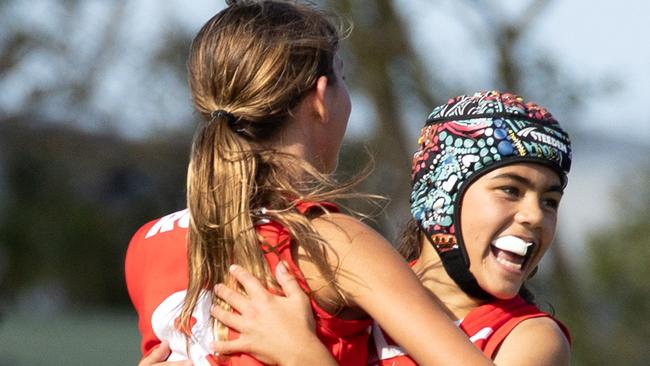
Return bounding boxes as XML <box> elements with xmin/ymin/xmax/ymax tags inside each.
<box><xmin>461</xmin><ymin>198</ymin><xmax>505</xmax><ymax>239</ymax></box>
<box><xmin>527</xmin><ymin>241</ymin><xmax>551</xmax><ymax>276</ymax></box>
<box><xmin>460</xmin><ymin>203</ymin><xmax>495</xmax><ymax>259</ymax></box>
<box><xmin>542</xmin><ymin>213</ymin><xmax>558</xmax><ymax>243</ymax></box>
<box><xmin>528</xmin><ymin>216</ymin><xmax>557</xmax><ymax>268</ymax></box>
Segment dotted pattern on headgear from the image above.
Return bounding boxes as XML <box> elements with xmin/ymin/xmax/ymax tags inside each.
<box><xmin>409</xmin><ymin>90</ymin><xmax>572</xmax><ymax>298</ymax></box>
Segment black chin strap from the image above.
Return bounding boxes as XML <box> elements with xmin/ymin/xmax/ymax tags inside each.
<box><xmin>439</xmin><ymin>250</ymin><xmax>492</xmax><ymax>300</ymax></box>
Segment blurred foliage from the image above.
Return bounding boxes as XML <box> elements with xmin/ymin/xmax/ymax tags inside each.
<box><xmin>0</xmin><ymin>0</ymin><xmax>197</xmax><ymax>310</ymax></box>
<box><xmin>0</xmin><ymin>120</ymin><xmax>191</xmax><ymax>309</ymax></box>
<box><xmin>583</xmin><ymin>170</ymin><xmax>650</xmax><ymax>365</ymax></box>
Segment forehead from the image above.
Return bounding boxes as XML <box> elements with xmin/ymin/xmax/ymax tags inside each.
<box><xmin>481</xmin><ymin>163</ymin><xmax>562</xmax><ymax>187</ymax></box>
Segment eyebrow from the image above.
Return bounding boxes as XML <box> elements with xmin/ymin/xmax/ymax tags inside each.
<box><xmin>490</xmin><ymin>173</ymin><xmax>564</xmax><ymax>194</ymax></box>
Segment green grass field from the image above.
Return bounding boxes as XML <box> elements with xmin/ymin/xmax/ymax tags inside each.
<box><xmin>0</xmin><ymin>311</ymin><xmax>141</xmax><ymax>366</ymax></box>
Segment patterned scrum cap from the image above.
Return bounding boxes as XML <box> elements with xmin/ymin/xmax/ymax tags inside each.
<box><xmin>410</xmin><ymin>90</ymin><xmax>572</xmax><ymax>299</ymax></box>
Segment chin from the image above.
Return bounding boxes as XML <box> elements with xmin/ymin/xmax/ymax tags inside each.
<box><xmin>491</xmin><ymin>291</ymin><xmax>519</xmax><ymax>300</ymax></box>
<box><xmin>480</xmin><ymin>282</ymin><xmax>521</xmax><ymax>300</ymax></box>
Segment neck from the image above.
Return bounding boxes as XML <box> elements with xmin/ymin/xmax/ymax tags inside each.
<box><xmin>411</xmin><ymin>238</ymin><xmax>487</xmax><ymax>320</ymax></box>
<box><xmin>268</xmin><ymin>110</ymin><xmax>324</xmax><ymax>173</ymax></box>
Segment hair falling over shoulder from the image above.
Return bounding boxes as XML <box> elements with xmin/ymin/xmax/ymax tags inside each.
<box><xmin>396</xmin><ymin>218</ymin><xmax>424</xmax><ymax>262</ymax></box>
<box><xmin>178</xmin><ymin>0</ymin><xmax>360</xmax><ymax>342</ymax></box>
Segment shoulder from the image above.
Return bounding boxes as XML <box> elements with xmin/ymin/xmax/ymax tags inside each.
<box><xmin>126</xmin><ymin>210</ymin><xmax>190</xmax><ymax>258</ymax></box>
<box><xmin>310</xmin><ymin>212</ymin><xmax>403</xmax><ymax>264</ymax></box>
<box><xmin>308</xmin><ymin>212</ymin><xmax>416</xmax><ymax>299</ymax></box>
<box><xmin>311</xmin><ymin>212</ymin><xmax>389</xmax><ymax>248</ymax></box>
<box><xmin>494</xmin><ymin>316</ymin><xmax>571</xmax><ymax>365</ymax></box>
<box><xmin>131</xmin><ymin>209</ymin><xmax>190</xmax><ymax>243</ymax></box>
<box><xmin>125</xmin><ymin>210</ymin><xmax>190</xmax><ymax>310</ymax></box>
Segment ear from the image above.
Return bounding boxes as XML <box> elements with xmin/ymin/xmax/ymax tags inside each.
<box><xmin>310</xmin><ymin>75</ymin><xmax>329</xmax><ymax>123</ymax></box>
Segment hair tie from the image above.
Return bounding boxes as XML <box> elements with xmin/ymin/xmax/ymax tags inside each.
<box><xmin>211</xmin><ymin>109</ymin><xmax>242</xmax><ymax>132</ymax></box>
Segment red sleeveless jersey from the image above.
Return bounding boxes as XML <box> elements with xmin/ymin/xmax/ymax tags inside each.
<box><xmin>369</xmin><ymin>295</ymin><xmax>571</xmax><ymax>365</ymax></box>
<box><xmin>125</xmin><ymin>202</ymin><xmax>372</xmax><ymax>366</ymax></box>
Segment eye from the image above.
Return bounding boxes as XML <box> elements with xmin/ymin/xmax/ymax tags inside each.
<box><xmin>542</xmin><ymin>197</ymin><xmax>561</xmax><ymax>210</ymax></box>
<box><xmin>499</xmin><ymin>186</ymin><xmax>520</xmax><ymax>197</ymax></box>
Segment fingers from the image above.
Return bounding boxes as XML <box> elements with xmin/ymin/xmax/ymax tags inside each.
<box><xmin>211</xmin><ymin>338</ymin><xmax>250</xmax><ymax>356</ymax></box>
<box><xmin>139</xmin><ymin>341</ymin><xmax>171</xmax><ymax>366</ymax></box>
<box><xmin>214</xmin><ymin>283</ymin><xmax>248</xmax><ymax>313</ymax></box>
<box><xmin>216</xmin><ymin>263</ymin><xmax>305</xmax><ymax>310</ymax></box>
<box><xmin>228</xmin><ymin>264</ymin><xmax>268</xmax><ymax>297</ymax></box>
<box><xmin>211</xmin><ymin>303</ymin><xmax>245</xmax><ymax>332</ymax></box>
<box><xmin>275</xmin><ymin>261</ymin><xmax>303</xmax><ymax>298</ymax></box>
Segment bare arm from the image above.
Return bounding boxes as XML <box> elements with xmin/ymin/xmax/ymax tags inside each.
<box><xmin>311</xmin><ymin>213</ymin><xmax>494</xmax><ymax>366</ymax></box>
<box><xmin>213</xmin><ymin>213</ymin><xmax>495</xmax><ymax>365</ymax></box>
<box><xmin>492</xmin><ymin>317</ymin><xmax>571</xmax><ymax>365</ymax></box>
<box><xmin>212</xmin><ymin>263</ymin><xmax>337</xmax><ymax>366</ymax></box>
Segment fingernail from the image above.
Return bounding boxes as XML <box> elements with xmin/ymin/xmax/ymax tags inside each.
<box><xmin>276</xmin><ymin>261</ymin><xmax>287</xmax><ymax>275</ymax></box>
<box><xmin>229</xmin><ymin>264</ymin><xmax>239</xmax><ymax>273</ymax></box>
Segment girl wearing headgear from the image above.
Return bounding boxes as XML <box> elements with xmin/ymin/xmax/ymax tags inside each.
<box><xmin>126</xmin><ymin>2</ymin><xmax>496</xmax><ymax>366</ymax></box>
<box><xmin>207</xmin><ymin>91</ymin><xmax>573</xmax><ymax>365</ymax></box>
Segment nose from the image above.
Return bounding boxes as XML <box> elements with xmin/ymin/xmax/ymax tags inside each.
<box><xmin>514</xmin><ymin>196</ymin><xmax>545</xmax><ymax>229</ymax></box>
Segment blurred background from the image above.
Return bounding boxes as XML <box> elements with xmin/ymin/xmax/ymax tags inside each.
<box><xmin>0</xmin><ymin>0</ymin><xmax>648</xmax><ymax>365</ymax></box>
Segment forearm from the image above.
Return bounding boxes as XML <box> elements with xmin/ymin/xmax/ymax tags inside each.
<box><xmin>355</xmin><ymin>269</ymin><xmax>493</xmax><ymax>366</ymax></box>
<box><xmin>323</xmin><ymin>216</ymin><xmax>494</xmax><ymax>365</ymax></box>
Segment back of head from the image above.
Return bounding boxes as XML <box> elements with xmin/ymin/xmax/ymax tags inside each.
<box><xmin>408</xmin><ymin>90</ymin><xmax>572</xmax><ymax>299</ymax></box>
<box><xmin>181</xmin><ymin>0</ymin><xmax>343</xmax><ymax>339</ymax></box>
<box><xmin>188</xmin><ymin>0</ymin><xmax>340</xmax><ymax>138</ymax></box>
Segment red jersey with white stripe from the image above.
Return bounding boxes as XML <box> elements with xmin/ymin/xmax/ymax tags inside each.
<box><xmin>369</xmin><ymin>295</ymin><xmax>571</xmax><ymax>365</ymax></box>
<box><xmin>125</xmin><ymin>203</ymin><xmax>373</xmax><ymax>366</ymax></box>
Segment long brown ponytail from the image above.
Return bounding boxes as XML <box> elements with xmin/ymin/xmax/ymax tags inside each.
<box><xmin>178</xmin><ymin>0</ymin><xmax>355</xmax><ymax>340</ymax></box>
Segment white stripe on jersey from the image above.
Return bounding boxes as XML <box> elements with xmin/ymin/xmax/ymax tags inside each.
<box><xmin>145</xmin><ymin>209</ymin><xmax>190</xmax><ymax>238</ymax></box>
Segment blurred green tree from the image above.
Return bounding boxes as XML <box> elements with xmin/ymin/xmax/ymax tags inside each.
<box><xmin>0</xmin><ymin>121</ymin><xmax>190</xmax><ymax>309</ymax></box>
<box><xmin>0</xmin><ymin>0</ymin><xmax>196</xmax><ymax>309</ymax></box>
<box><xmin>585</xmin><ymin>169</ymin><xmax>650</xmax><ymax>365</ymax></box>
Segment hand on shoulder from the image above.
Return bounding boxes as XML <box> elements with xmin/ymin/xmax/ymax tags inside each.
<box><xmin>310</xmin><ymin>213</ymin><xmax>494</xmax><ymax>366</ymax></box>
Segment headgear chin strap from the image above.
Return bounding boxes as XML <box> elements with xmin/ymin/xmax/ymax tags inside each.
<box><xmin>410</xmin><ymin>91</ymin><xmax>572</xmax><ymax>300</ymax></box>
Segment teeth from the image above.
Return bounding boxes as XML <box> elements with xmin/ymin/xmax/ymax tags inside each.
<box><xmin>492</xmin><ymin>235</ymin><xmax>532</xmax><ymax>256</ymax></box>
<box><xmin>495</xmin><ymin>256</ymin><xmax>523</xmax><ymax>270</ymax></box>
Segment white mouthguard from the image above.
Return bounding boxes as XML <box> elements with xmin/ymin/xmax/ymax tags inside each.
<box><xmin>492</xmin><ymin>235</ymin><xmax>533</xmax><ymax>256</ymax></box>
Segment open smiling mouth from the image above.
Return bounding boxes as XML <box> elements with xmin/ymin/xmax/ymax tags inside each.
<box><xmin>490</xmin><ymin>235</ymin><xmax>535</xmax><ymax>272</ymax></box>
